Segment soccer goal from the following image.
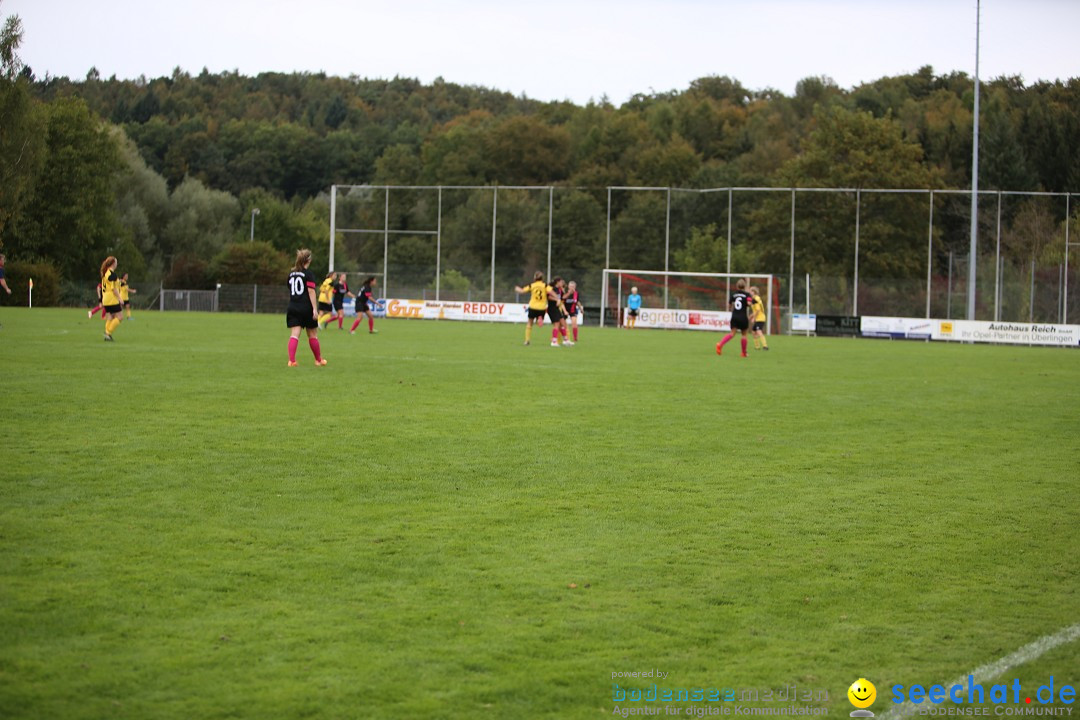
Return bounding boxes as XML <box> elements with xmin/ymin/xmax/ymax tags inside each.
<box><xmin>600</xmin><ymin>269</ymin><xmax>777</xmax><ymax>335</ymax></box>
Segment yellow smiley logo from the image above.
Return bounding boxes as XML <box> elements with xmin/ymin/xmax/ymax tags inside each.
<box><xmin>848</xmin><ymin>678</ymin><xmax>877</xmax><ymax>709</ymax></box>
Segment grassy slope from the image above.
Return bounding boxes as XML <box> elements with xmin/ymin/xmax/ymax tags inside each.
<box><xmin>0</xmin><ymin>307</ymin><xmax>1076</xmax><ymax>719</ymax></box>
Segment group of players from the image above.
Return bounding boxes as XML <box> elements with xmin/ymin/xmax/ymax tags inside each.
<box><xmin>285</xmin><ymin>249</ymin><xmax>382</xmax><ymax>366</ymax></box>
<box><xmin>717</xmin><ymin>279</ymin><xmax>770</xmax><ymax>357</ymax></box>
<box><xmin>91</xmin><ymin>256</ymin><xmax>135</xmax><ymax>341</ymax></box>
<box><xmin>623</xmin><ymin>279</ymin><xmax>770</xmax><ymax>357</ymax></box>
<box><xmin>93</xmin><ymin>248</ymin><xmax>767</xmax><ymax>360</ymax></box>
<box><xmin>314</xmin><ymin>271</ymin><xmax>380</xmax><ymax>335</ymax></box>
<box><xmin>515</xmin><ymin>271</ymin><xmax>582</xmax><ymax>347</ymax></box>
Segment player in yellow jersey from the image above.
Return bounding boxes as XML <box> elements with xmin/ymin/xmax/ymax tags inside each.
<box><xmin>514</xmin><ymin>270</ymin><xmax>550</xmax><ymax>346</ymax></box>
<box><xmin>317</xmin><ymin>273</ymin><xmax>336</xmax><ymax>328</ymax></box>
<box><xmin>100</xmin><ymin>256</ymin><xmax>124</xmax><ymax>341</ymax></box>
<box><xmin>749</xmin><ymin>286</ymin><xmax>769</xmax><ymax>351</ymax></box>
<box><xmin>119</xmin><ymin>273</ymin><xmax>137</xmax><ymax>319</ymax></box>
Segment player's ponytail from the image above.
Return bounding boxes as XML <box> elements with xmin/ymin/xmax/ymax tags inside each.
<box><xmin>100</xmin><ymin>256</ymin><xmax>116</xmax><ymax>279</ymax></box>
<box><xmin>294</xmin><ymin>249</ymin><xmax>312</xmax><ymax>271</ymax></box>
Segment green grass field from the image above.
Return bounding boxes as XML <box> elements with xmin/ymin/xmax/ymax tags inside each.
<box><xmin>1</xmin><ymin>307</ymin><xmax>1077</xmax><ymax>719</ymax></box>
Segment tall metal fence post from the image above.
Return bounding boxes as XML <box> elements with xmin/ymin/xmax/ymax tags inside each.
<box><xmin>605</xmin><ymin>188</ymin><xmax>612</xmax><ymax>273</ymax></box>
<box><xmin>1029</xmin><ymin>260</ymin><xmax>1036</xmax><ymax>322</ymax></box>
<box><xmin>853</xmin><ymin>189</ymin><xmax>861</xmax><ymax>316</ymax></box>
<box><xmin>1065</xmin><ymin>193</ymin><xmax>1072</xmax><ymax>323</ymax></box>
<box><xmin>546</xmin><ymin>186</ymin><xmax>553</xmax><ymax>283</ymax></box>
<box><xmin>436</xmin><ymin>187</ymin><xmax>443</xmax><ymax>301</ymax></box>
<box><xmin>1059</xmin><ymin>264</ymin><xmax>1064</xmax><ymax>323</ymax></box>
<box><xmin>994</xmin><ymin>192</ymin><xmax>1002</xmax><ymax>321</ymax></box>
<box><xmin>383</xmin><ymin>187</ymin><xmax>390</xmax><ymax>299</ymax></box>
<box><xmin>664</xmin><ymin>188</ymin><xmax>671</xmax><ymax>309</ymax></box>
<box><xmin>159</xmin><ymin>282</ymin><xmax>164</xmax><ymax>312</ymax></box>
<box><xmin>788</xmin><ymin>189</ymin><xmax>795</xmax><ymax>334</ymax></box>
<box><xmin>726</xmin><ymin>188</ymin><xmax>733</xmax><ymax>298</ymax></box>
<box><xmin>947</xmin><ymin>252</ymin><xmax>954</xmax><ymax>319</ymax></box>
<box><xmin>926</xmin><ymin>190</ymin><xmax>934</xmax><ymax>319</ymax></box>
<box><xmin>329</xmin><ymin>185</ymin><xmax>337</xmax><ymax>272</ymax></box>
<box><xmin>253</xmin><ymin>284</ymin><xmax>258</xmax><ymax>313</ymax></box>
<box><xmin>490</xmin><ymin>186</ymin><xmax>497</xmax><ymax>303</ymax></box>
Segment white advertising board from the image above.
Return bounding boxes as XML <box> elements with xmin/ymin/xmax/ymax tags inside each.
<box><xmin>860</xmin><ymin>316</ymin><xmax>934</xmax><ymax>339</ymax></box>
<box><xmin>932</xmin><ymin>320</ymin><xmax>1080</xmax><ymax>346</ymax></box>
<box><xmin>623</xmin><ymin>307</ymin><xmax>732</xmax><ymax>332</ymax></box>
<box><xmin>791</xmin><ymin>313</ymin><xmax>816</xmax><ymax>332</ymax></box>
<box><xmin>381</xmin><ymin>299</ymin><xmax>529</xmax><ymax>323</ymax></box>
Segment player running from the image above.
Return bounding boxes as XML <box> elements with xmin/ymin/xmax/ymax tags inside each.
<box><xmin>88</xmin><ymin>282</ymin><xmax>105</xmax><ymax>319</ymax></box>
<box><xmin>332</xmin><ymin>272</ymin><xmax>354</xmax><ymax>330</ymax></box>
<box><xmin>349</xmin><ymin>276</ymin><xmax>379</xmax><ymax>334</ymax></box>
<box><xmin>564</xmin><ymin>280</ymin><xmax>582</xmax><ymax>343</ymax></box>
<box><xmin>317</xmin><ymin>272</ymin><xmax>337</xmax><ymax>328</ymax></box>
<box><xmin>749</xmin><ymin>286</ymin><xmax>769</xmax><ymax>351</ymax></box>
<box><xmin>716</xmin><ymin>279</ymin><xmax>752</xmax><ymax>357</ymax></box>
<box><xmin>120</xmin><ymin>273</ymin><xmax>136</xmax><ymax>319</ymax></box>
<box><xmin>626</xmin><ymin>287</ymin><xmax>642</xmax><ymax>328</ymax></box>
<box><xmin>100</xmin><ymin>257</ymin><xmax>124</xmax><ymax>341</ymax></box>
<box><xmin>514</xmin><ymin>271</ymin><xmax>549</xmax><ymax>345</ymax></box>
<box><xmin>286</xmin><ymin>249</ymin><xmax>327</xmax><ymax>367</ymax></box>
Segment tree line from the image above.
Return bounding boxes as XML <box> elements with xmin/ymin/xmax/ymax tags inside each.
<box><xmin>2</xmin><ymin>8</ymin><xmax>1078</xmax><ymax>308</ymax></box>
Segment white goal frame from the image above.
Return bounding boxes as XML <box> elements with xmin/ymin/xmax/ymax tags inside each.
<box><xmin>601</xmin><ymin>268</ymin><xmax>774</xmax><ymax>335</ymax></box>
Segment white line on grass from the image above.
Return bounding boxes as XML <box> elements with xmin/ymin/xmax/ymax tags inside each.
<box><xmin>879</xmin><ymin>622</ymin><xmax>1080</xmax><ymax>720</ymax></box>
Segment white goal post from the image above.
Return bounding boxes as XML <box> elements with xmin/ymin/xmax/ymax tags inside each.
<box><xmin>601</xmin><ymin>269</ymin><xmax>775</xmax><ymax>335</ymax></box>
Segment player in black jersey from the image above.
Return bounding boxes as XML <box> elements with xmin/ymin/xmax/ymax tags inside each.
<box><xmin>349</xmin><ymin>276</ymin><xmax>380</xmax><ymax>334</ymax></box>
<box><xmin>332</xmin><ymin>273</ymin><xmax>354</xmax><ymax>330</ymax></box>
<box><xmin>564</xmin><ymin>280</ymin><xmax>582</xmax><ymax>343</ymax></box>
<box><xmin>547</xmin><ymin>277</ymin><xmax>572</xmax><ymax>346</ymax></box>
<box><xmin>286</xmin><ymin>249</ymin><xmax>327</xmax><ymax>367</ymax></box>
<box><xmin>716</xmin><ymin>278</ymin><xmax>752</xmax><ymax>358</ymax></box>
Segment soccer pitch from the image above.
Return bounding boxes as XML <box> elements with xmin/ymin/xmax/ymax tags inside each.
<box><xmin>1</xmin><ymin>307</ymin><xmax>1077</xmax><ymax>719</ymax></box>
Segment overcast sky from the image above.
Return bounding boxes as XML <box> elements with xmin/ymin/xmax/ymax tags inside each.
<box><xmin>4</xmin><ymin>0</ymin><xmax>1078</xmax><ymax>105</ymax></box>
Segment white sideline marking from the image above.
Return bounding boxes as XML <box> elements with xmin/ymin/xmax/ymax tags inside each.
<box><xmin>879</xmin><ymin>622</ymin><xmax>1080</xmax><ymax>720</ymax></box>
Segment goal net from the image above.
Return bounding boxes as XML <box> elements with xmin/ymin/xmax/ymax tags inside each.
<box><xmin>600</xmin><ymin>269</ymin><xmax>778</xmax><ymax>334</ymax></box>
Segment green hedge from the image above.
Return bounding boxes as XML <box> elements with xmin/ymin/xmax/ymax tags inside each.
<box><xmin>3</xmin><ymin>261</ymin><xmax>61</xmax><ymax>307</ymax></box>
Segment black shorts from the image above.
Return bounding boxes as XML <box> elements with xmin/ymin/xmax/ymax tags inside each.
<box><xmin>123</xmin><ymin>301</ymin><xmax>131</xmax><ymax>307</ymax></box>
<box><xmin>547</xmin><ymin>306</ymin><xmax>564</xmax><ymax>324</ymax></box>
<box><xmin>628</xmin><ymin>308</ymin><xmax>639</xmax><ymax>317</ymax></box>
<box><xmin>528</xmin><ymin>307</ymin><xmax>546</xmax><ymax>320</ymax></box>
<box><xmin>752</xmin><ymin>321</ymin><xmax>765</xmax><ymax>332</ymax></box>
<box><xmin>731</xmin><ymin>317</ymin><xmax>749</xmax><ymax>331</ymax></box>
<box><xmin>317</xmin><ymin>302</ymin><xmax>333</xmax><ymax>312</ymax></box>
<box><xmin>287</xmin><ymin>308</ymin><xmax>318</xmax><ymax>329</ymax></box>
<box><xmin>356</xmin><ymin>304</ymin><xmax>370</xmax><ymax>314</ymax></box>
<box><xmin>104</xmin><ymin>304</ymin><xmax>123</xmax><ymax>315</ymax></box>
<box><xmin>333</xmin><ymin>301</ymin><xmax>344</xmax><ymax>312</ymax></box>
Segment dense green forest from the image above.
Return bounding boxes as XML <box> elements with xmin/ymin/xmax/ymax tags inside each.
<box><xmin>2</xmin><ymin>9</ymin><xmax>1078</xmax><ymax>311</ymax></box>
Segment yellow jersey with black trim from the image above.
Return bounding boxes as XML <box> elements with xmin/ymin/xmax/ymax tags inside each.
<box><xmin>525</xmin><ymin>280</ymin><xmax>548</xmax><ymax>311</ymax></box>
<box><xmin>318</xmin><ymin>278</ymin><xmax>334</xmax><ymax>304</ymax></box>
<box><xmin>101</xmin><ymin>270</ymin><xmax>121</xmax><ymax>305</ymax></box>
<box><xmin>119</xmin><ymin>279</ymin><xmax>130</xmax><ymax>302</ymax></box>
<box><xmin>751</xmin><ymin>297</ymin><xmax>766</xmax><ymax>323</ymax></box>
